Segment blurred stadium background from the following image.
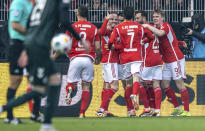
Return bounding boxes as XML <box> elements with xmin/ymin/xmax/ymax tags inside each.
<box><xmin>0</xmin><ymin>0</ymin><xmax>205</xmax><ymax>119</ymax></box>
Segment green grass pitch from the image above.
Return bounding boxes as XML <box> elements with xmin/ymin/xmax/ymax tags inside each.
<box><xmin>1</xmin><ymin>117</ymin><xmax>205</xmax><ymax>131</ymax></box>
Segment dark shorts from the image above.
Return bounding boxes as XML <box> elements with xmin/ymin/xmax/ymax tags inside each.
<box><xmin>26</xmin><ymin>45</ymin><xmax>58</xmax><ymax>86</ymax></box>
<box><xmin>8</xmin><ymin>39</ymin><xmax>24</xmax><ymax>75</ymax></box>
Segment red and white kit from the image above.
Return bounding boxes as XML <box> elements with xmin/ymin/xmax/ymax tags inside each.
<box><xmin>140</xmin><ymin>25</ymin><xmax>163</xmax><ymax>81</ymax></box>
<box><xmin>101</xmin><ymin>19</ymin><xmax>119</xmax><ymax>83</ymax></box>
<box><xmin>66</xmin><ymin>20</ymin><xmax>100</xmax><ymax>83</ymax></box>
<box><xmin>109</xmin><ymin>20</ymin><xmax>154</xmax><ymax>79</ymax></box>
<box><xmin>158</xmin><ymin>22</ymin><xmax>186</xmax><ymax>80</ymax></box>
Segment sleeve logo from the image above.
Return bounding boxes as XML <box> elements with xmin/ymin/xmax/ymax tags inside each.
<box><xmin>13</xmin><ymin>10</ymin><xmax>20</xmax><ymax>17</ymax></box>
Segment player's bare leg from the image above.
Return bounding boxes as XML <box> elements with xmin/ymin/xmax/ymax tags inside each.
<box><xmin>5</xmin><ymin>75</ymin><xmax>23</xmax><ymax>124</ymax></box>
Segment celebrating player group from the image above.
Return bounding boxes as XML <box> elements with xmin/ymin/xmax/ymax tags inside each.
<box><xmin>64</xmin><ymin>6</ymin><xmax>190</xmax><ymax>118</ymax></box>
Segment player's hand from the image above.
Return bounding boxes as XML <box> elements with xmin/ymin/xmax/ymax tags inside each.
<box><xmin>182</xmin><ymin>41</ymin><xmax>187</xmax><ymax>48</ymax></box>
<box><xmin>107</xmin><ymin>25</ymin><xmax>112</xmax><ymax>31</ymax></box>
<box><xmin>106</xmin><ymin>13</ymin><xmax>113</xmax><ymax>20</ymax></box>
<box><xmin>186</xmin><ymin>28</ymin><xmax>193</xmax><ymax>35</ymax></box>
<box><xmin>81</xmin><ymin>40</ymin><xmax>91</xmax><ymax>53</ymax></box>
<box><xmin>142</xmin><ymin>24</ymin><xmax>149</xmax><ymax>28</ymax></box>
<box><xmin>18</xmin><ymin>50</ymin><xmax>28</xmax><ymax>67</ymax></box>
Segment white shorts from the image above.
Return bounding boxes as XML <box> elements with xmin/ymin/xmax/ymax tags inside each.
<box><xmin>118</xmin><ymin>64</ymin><xmax>131</xmax><ymax>80</ymax></box>
<box><xmin>139</xmin><ymin>65</ymin><xmax>162</xmax><ymax>81</ymax></box>
<box><xmin>162</xmin><ymin>58</ymin><xmax>186</xmax><ymax>80</ymax></box>
<box><xmin>119</xmin><ymin>62</ymin><xmax>142</xmax><ymax>80</ymax></box>
<box><xmin>67</xmin><ymin>57</ymin><xmax>94</xmax><ymax>83</ymax></box>
<box><xmin>102</xmin><ymin>63</ymin><xmax>118</xmax><ymax>83</ymax></box>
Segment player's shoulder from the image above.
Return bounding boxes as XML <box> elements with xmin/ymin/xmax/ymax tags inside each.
<box><xmin>114</xmin><ymin>22</ymin><xmax>124</xmax><ymax>29</ymax></box>
<box><xmin>78</xmin><ymin>20</ymin><xmax>97</xmax><ymax>29</ymax></box>
<box><xmin>10</xmin><ymin>0</ymin><xmax>22</xmax><ymax>7</ymax></box>
<box><xmin>162</xmin><ymin>22</ymin><xmax>170</xmax><ymax>27</ymax></box>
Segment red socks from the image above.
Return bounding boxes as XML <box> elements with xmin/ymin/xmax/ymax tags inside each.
<box><xmin>146</xmin><ymin>87</ymin><xmax>155</xmax><ymax>109</ymax></box>
<box><xmin>181</xmin><ymin>88</ymin><xmax>189</xmax><ymax>111</ymax></box>
<box><xmin>154</xmin><ymin>87</ymin><xmax>162</xmax><ymax>110</ymax></box>
<box><xmin>139</xmin><ymin>86</ymin><xmax>149</xmax><ymax>108</ymax></box>
<box><xmin>133</xmin><ymin>81</ymin><xmax>140</xmax><ymax>95</ymax></box>
<box><xmin>125</xmin><ymin>86</ymin><xmax>134</xmax><ymax>111</ymax></box>
<box><xmin>104</xmin><ymin>88</ymin><xmax>116</xmax><ymax>111</ymax></box>
<box><xmin>80</xmin><ymin>90</ymin><xmax>90</xmax><ymax>114</ymax></box>
<box><xmin>100</xmin><ymin>88</ymin><xmax>116</xmax><ymax>111</ymax></box>
<box><xmin>27</xmin><ymin>84</ymin><xmax>33</xmax><ymax>113</ymax></box>
<box><xmin>164</xmin><ymin>87</ymin><xmax>180</xmax><ymax>108</ymax></box>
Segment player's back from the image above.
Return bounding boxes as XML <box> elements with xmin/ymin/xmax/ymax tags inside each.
<box><xmin>115</xmin><ymin>20</ymin><xmax>144</xmax><ymax>64</ymax></box>
<box><xmin>25</xmin><ymin>0</ymin><xmax>59</xmax><ymax>49</ymax></box>
<box><xmin>68</xmin><ymin>20</ymin><xmax>99</xmax><ymax>61</ymax></box>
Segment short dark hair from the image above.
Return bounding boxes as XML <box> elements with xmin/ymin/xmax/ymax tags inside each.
<box><xmin>78</xmin><ymin>6</ymin><xmax>88</xmax><ymax>18</ymax></box>
<box><xmin>153</xmin><ymin>9</ymin><xmax>165</xmax><ymax>17</ymax></box>
<box><xmin>136</xmin><ymin>10</ymin><xmax>148</xmax><ymax>19</ymax></box>
<box><xmin>122</xmin><ymin>6</ymin><xmax>134</xmax><ymax>20</ymax></box>
<box><xmin>118</xmin><ymin>12</ymin><xmax>123</xmax><ymax>17</ymax></box>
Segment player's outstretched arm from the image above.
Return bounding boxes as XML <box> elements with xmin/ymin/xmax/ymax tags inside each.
<box><xmin>143</xmin><ymin>24</ymin><xmax>165</xmax><ymax>37</ymax></box>
<box><xmin>11</xmin><ymin>22</ymin><xmax>26</xmax><ymax>34</ymax></box>
<box><xmin>59</xmin><ymin>0</ymin><xmax>81</xmax><ymax>41</ymax></box>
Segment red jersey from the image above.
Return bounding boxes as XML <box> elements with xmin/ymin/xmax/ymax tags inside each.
<box><xmin>158</xmin><ymin>22</ymin><xmax>184</xmax><ymax>63</ymax></box>
<box><xmin>142</xmin><ymin>25</ymin><xmax>163</xmax><ymax>67</ymax></box>
<box><xmin>66</xmin><ymin>20</ymin><xmax>100</xmax><ymax>61</ymax></box>
<box><xmin>109</xmin><ymin>20</ymin><xmax>154</xmax><ymax>64</ymax></box>
<box><xmin>101</xmin><ymin>19</ymin><xmax>119</xmax><ymax>63</ymax></box>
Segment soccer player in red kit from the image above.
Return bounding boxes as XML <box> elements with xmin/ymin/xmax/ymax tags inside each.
<box><xmin>108</xmin><ymin>6</ymin><xmax>154</xmax><ymax>111</ymax></box>
<box><xmin>117</xmin><ymin>13</ymin><xmax>137</xmax><ymax>117</ymax></box>
<box><xmin>135</xmin><ymin>10</ymin><xmax>163</xmax><ymax>117</ymax></box>
<box><xmin>65</xmin><ymin>6</ymin><xmax>101</xmax><ymax>118</ymax></box>
<box><xmin>143</xmin><ymin>9</ymin><xmax>190</xmax><ymax>116</ymax></box>
<box><xmin>96</xmin><ymin>13</ymin><xmax>119</xmax><ymax>117</ymax></box>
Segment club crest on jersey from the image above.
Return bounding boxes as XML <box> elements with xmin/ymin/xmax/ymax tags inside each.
<box><xmin>13</xmin><ymin>10</ymin><xmax>20</xmax><ymax>17</ymax></box>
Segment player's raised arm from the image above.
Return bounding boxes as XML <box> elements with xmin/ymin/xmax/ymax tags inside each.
<box><xmin>108</xmin><ymin>28</ymin><xmax>118</xmax><ymax>49</ymax></box>
<box><xmin>59</xmin><ymin>0</ymin><xmax>81</xmax><ymax>41</ymax></box>
<box><xmin>100</xmin><ymin>13</ymin><xmax>113</xmax><ymax>36</ymax></box>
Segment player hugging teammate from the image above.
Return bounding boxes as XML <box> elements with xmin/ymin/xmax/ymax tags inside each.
<box><xmin>64</xmin><ymin>5</ymin><xmax>190</xmax><ymax>117</ymax></box>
